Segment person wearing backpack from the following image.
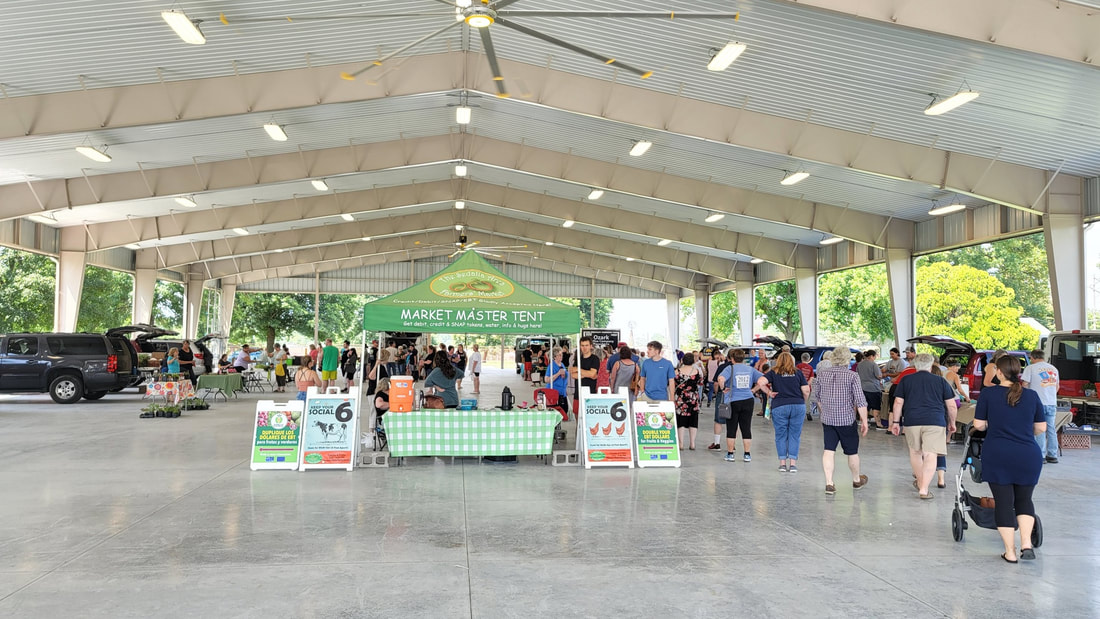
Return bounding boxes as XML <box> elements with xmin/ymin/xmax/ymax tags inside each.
<box><xmin>609</xmin><ymin>345</ymin><xmax>639</xmax><ymax>407</ymax></box>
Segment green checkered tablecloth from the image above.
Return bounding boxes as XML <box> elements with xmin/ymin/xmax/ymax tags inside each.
<box><xmin>384</xmin><ymin>409</ymin><xmax>561</xmax><ymax>457</ymax></box>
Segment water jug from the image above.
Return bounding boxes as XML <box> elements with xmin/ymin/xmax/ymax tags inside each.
<box><xmin>501</xmin><ymin>386</ymin><xmax>515</xmax><ymax>410</ymax></box>
<box><xmin>536</xmin><ymin>391</ymin><xmax>547</xmax><ymax>410</ymax></box>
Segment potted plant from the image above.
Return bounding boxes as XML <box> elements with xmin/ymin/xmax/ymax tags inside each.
<box><xmin>1085</xmin><ymin>382</ymin><xmax>1097</xmax><ymax>398</ymax></box>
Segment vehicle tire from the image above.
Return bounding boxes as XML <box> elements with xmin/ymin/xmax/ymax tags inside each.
<box><xmin>83</xmin><ymin>391</ymin><xmax>108</xmax><ymax>400</ymax></box>
<box><xmin>1032</xmin><ymin>514</ymin><xmax>1043</xmax><ymax>548</ymax></box>
<box><xmin>951</xmin><ymin>508</ymin><xmax>964</xmax><ymax>542</ymax></box>
<box><xmin>49</xmin><ymin>374</ymin><xmax>84</xmax><ymax>404</ymax></box>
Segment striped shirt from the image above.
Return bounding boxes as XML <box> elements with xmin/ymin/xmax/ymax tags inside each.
<box><xmin>814</xmin><ymin>364</ymin><xmax>867</xmax><ymax>426</ymax></box>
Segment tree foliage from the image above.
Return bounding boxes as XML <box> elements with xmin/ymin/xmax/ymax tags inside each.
<box><xmin>916</xmin><ymin>262</ymin><xmax>1040</xmax><ymax>350</ymax></box>
<box><xmin>709</xmin><ymin>291</ymin><xmax>739</xmax><ymax>343</ymax></box>
<box><xmin>919</xmin><ymin>233</ymin><xmax>1053</xmax><ymax>329</ymax></box>
<box><xmin>319</xmin><ymin>294</ymin><xmax>375</xmax><ymax>343</ymax></box>
<box><xmin>755</xmin><ymin>280</ymin><xmax>801</xmax><ymax>342</ymax></box>
<box><xmin>818</xmin><ymin>264</ymin><xmax>895</xmax><ymax>344</ymax></box>
<box><xmin>76</xmin><ymin>266</ymin><xmax>133</xmax><ymax>333</ymax></box>
<box><xmin>0</xmin><ymin>247</ymin><xmax>55</xmax><ymax>333</ymax></box>
<box><xmin>151</xmin><ymin>280</ymin><xmax>184</xmax><ymax>333</ymax></box>
<box><xmin>553</xmin><ymin>298</ymin><xmax>612</xmax><ymax>329</ymax></box>
<box><xmin>230</xmin><ymin>293</ymin><xmax>314</xmax><ymax>351</ymax></box>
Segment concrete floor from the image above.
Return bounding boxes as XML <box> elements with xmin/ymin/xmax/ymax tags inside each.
<box><xmin>1</xmin><ymin>366</ymin><xmax>1098</xmax><ymax>618</ymax></box>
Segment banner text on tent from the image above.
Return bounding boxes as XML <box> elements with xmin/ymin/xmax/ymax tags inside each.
<box><xmin>400</xmin><ymin>309</ymin><xmax>546</xmax><ymax>323</ymax></box>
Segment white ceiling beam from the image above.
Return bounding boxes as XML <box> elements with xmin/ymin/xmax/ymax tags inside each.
<box><xmin>23</xmin><ymin>134</ymin><xmax>895</xmax><ymax>251</ymax></box>
<box><xmin>776</xmin><ymin>0</ymin><xmax>1100</xmax><ymax>68</ymax></box>
<box><xmin>197</xmin><ymin>228</ymin><xmax>700</xmax><ymax>291</ymax></box>
<box><xmin>0</xmin><ymin>54</ymin><xmax>1066</xmax><ymax>217</ymax></box>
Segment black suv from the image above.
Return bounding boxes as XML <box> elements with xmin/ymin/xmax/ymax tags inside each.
<box><xmin>0</xmin><ymin>332</ymin><xmax>137</xmax><ymax>403</ymax></box>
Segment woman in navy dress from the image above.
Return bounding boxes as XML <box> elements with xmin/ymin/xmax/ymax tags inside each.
<box><xmin>973</xmin><ymin>355</ymin><xmax>1046</xmax><ymax>564</ymax></box>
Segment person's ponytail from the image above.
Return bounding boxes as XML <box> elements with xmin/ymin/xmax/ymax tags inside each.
<box><xmin>996</xmin><ymin>355</ymin><xmax>1024</xmax><ymax>407</ymax></box>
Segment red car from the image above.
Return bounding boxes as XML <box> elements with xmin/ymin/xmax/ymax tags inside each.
<box><xmin>907</xmin><ymin>335</ymin><xmax>1029</xmax><ymax>400</ymax></box>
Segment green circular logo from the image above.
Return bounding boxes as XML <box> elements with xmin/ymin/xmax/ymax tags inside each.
<box><xmin>304</xmin><ymin>453</ymin><xmax>323</xmax><ymax>464</ymax></box>
<box><xmin>430</xmin><ymin>269</ymin><xmax>515</xmax><ymax>299</ymax></box>
<box><xmin>590</xmin><ymin>451</ymin><xmax>606</xmax><ymax>461</ymax></box>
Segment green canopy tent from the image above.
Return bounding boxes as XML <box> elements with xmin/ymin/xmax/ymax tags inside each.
<box><xmin>362</xmin><ymin>252</ymin><xmax>582</xmax><ymax>335</ymax></box>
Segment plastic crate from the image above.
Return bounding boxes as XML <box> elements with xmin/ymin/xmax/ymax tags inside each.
<box><xmin>1060</xmin><ymin>433</ymin><xmax>1092</xmax><ymax>450</ymax></box>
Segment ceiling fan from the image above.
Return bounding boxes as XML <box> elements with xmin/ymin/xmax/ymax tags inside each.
<box><xmin>216</xmin><ymin>1</ymin><xmax>741</xmax><ymax>97</ymax></box>
<box><xmin>414</xmin><ymin>234</ymin><xmax>534</xmax><ymax>258</ymax></box>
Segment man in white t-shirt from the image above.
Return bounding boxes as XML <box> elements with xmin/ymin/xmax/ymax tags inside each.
<box><xmin>468</xmin><ymin>344</ymin><xmax>483</xmax><ymax>394</ymax></box>
<box><xmin>1020</xmin><ymin>349</ymin><xmax>1060</xmax><ymax>463</ymax></box>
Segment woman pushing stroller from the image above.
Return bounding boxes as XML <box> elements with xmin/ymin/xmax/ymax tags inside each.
<box><xmin>972</xmin><ymin>355</ymin><xmax>1047</xmax><ymax>563</ymax></box>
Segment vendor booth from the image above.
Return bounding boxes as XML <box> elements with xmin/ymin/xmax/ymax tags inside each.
<box><xmin>361</xmin><ymin>252</ymin><xmax>582</xmax><ymax>460</ymax></box>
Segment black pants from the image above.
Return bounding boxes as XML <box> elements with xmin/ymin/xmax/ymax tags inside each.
<box><xmin>726</xmin><ymin>398</ymin><xmax>754</xmax><ymax>439</ymax></box>
<box><xmin>988</xmin><ymin>482</ymin><xmax>1036</xmax><ymax>528</ymax></box>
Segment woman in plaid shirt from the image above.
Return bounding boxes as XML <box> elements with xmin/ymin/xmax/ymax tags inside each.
<box><xmin>814</xmin><ymin>347</ymin><xmax>871</xmax><ymax>496</ymax></box>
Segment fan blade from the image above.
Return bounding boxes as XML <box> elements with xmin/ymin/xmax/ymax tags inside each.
<box><xmin>497</xmin><ymin>12</ymin><xmax>740</xmax><ymax>19</ymax></box>
<box><xmin>492</xmin><ymin>0</ymin><xmax>525</xmax><ymax>8</ymax></box>
<box><xmin>219</xmin><ymin>13</ymin><xmax>452</xmax><ymax>23</ymax></box>
<box><xmin>477</xmin><ymin>251</ymin><xmax>504</xmax><ymax>258</ymax></box>
<box><xmin>477</xmin><ymin>28</ymin><xmax>510</xmax><ymax>98</ymax></box>
<box><xmin>495</xmin><ymin>18</ymin><xmax>652</xmax><ymax>78</ymax></box>
<box><xmin>449</xmin><ymin>249</ymin><xmax>463</xmax><ymax>257</ymax></box>
<box><xmin>342</xmin><ymin>19</ymin><xmax>463</xmax><ymax>80</ymax></box>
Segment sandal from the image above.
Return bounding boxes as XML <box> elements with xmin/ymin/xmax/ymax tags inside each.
<box><xmin>824</xmin><ymin>484</ymin><xmax>836</xmax><ymax>495</ymax></box>
<box><xmin>937</xmin><ymin>482</ymin><xmax>946</xmax><ymax>488</ymax></box>
<box><xmin>1001</xmin><ymin>553</ymin><xmax>1018</xmax><ymax>564</ymax></box>
<box><xmin>919</xmin><ymin>492</ymin><xmax>934</xmax><ymax>500</ymax></box>
<box><xmin>1020</xmin><ymin>548</ymin><xmax>1036</xmax><ymax>560</ymax></box>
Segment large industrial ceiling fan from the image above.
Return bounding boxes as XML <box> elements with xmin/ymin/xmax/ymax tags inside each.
<box><xmin>415</xmin><ymin>233</ymin><xmax>534</xmax><ymax>259</ymax></box>
<box><xmin>217</xmin><ymin>1</ymin><xmax>741</xmax><ymax>97</ymax></box>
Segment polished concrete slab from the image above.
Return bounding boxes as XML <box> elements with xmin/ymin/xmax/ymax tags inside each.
<box><xmin>1</xmin><ymin>367</ymin><xmax>1098</xmax><ymax>618</ymax></box>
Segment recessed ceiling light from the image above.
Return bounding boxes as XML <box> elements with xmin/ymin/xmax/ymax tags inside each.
<box><xmin>75</xmin><ymin>145</ymin><xmax>111</xmax><ymax>163</ymax></box>
<box><xmin>657</xmin><ymin>239</ymin><xmax>672</xmax><ymax>246</ymax></box>
<box><xmin>820</xmin><ymin>235</ymin><xmax>844</xmax><ymax>245</ymax></box>
<box><xmin>625</xmin><ymin>257</ymin><xmax>635</xmax><ymax>262</ymax></box>
<box><xmin>587</xmin><ymin>189</ymin><xmax>604</xmax><ymax>200</ymax></box>
<box><xmin>629</xmin><ymin>140</ymin><xmax>652</xmax><ymax>157</ymax></box>
<box><xmin>161</xmin><ymin>10</ymin><xmax>206</xmax><ymax>45</ymax></box>
<box><xmin>928</xmin><ymin>202</ymin><xmax>967</xmax><ymax>216</ymax></box>
<box><xmin>456</xmin><ymin>0</ymin><xmax>472</xmax><ymax>7</ymax></box>
<box><xmin>125</xmin><ymin>244</ymin><xmax>141</xmax><ymax>250</ymax></box>
<box><xmin>263</xmin><ymin>123</ymin><xmax>288</xmax><ymax>141</ymax></box>
<box><xmin>174</xmin><ymin>196</ymin><xmax>197</xmax><ymax>208</ymax></box>
<box><xmin>455</xmin><ymin>164</ymin><xmax>468</xmax><ymax>177</ymax></box>
<box><xmin>233</xmin><ymin>227</ymin><xmax>249</xmax><ymax>236</ymax></box>
<box><xmin>455</xmin><ymin>201</ymin><xmax>466</xmax><ymax>209</ymax></box>
<box><xmin>562</xmin><ymin>220</ymin><xmax>575</xmax><ymax>228</ymax></box>
<box><xmin>750</xmin><ymin>258</ymin><xmax>763</xmax><ymax>264</ymax></box>
<box><xmin>781</xmin><ymin>171</ymin><xmax>810</xmax><ymax>186</ymax></box>
<box><xmin>362</xmin><ymin>236</ymin><xmax>372</xmax><ymax>242</ymax></box>
<box><xmin>545</xmin><ymin>241</ymin><xmax>554</xmax><ymax>246</ymax></box>
<box><xmin>341</xmin><ymin>213</ymin><xmax>355</xmax><ymax>222</ymax></box>
<box><xmin>275</xmin><ymin>248</ymin><xmax>285</xmax><ymax>253</ymax></box>
<box><xmin>311</xmin><ymin>179</ymin><xmax>329</xmax><ymax>191</ymax></box>
<box><xmin>456</xmin><ymin>106</ymin><xmax>472</xmax><ymax>125</ymax></box>
<box><xmin>704</xmin><ymin>212</ymin><xmax>725</xmax><ymax>223</ymax></box>
<box><xmin>708</xmin><ymin>41</ymin><xmax>747</xmax><ymax>71</ymax></box>
<box><xmin>455</xmin><ymin>224</ymin><xmax>464</xmax><ymax>231</ymax></box>
<box><xmin>925</xmin><ymin>90</ymin><xmax>980</xmax><ymax>116</ymax></box>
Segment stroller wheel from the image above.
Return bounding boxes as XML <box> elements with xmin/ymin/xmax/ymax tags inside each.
<box><xmin>951</xmin><ymin>508</ymin><xmax>964</xmax><ymax>542</ymax></box>
<box><xmin>1032</xmin><ymin>515</ymin><xmax>1043</xmax><ymax>548</ymax></box>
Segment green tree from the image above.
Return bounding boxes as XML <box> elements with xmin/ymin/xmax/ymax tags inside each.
<box><xmin>319</xmin><ymin>294</ymin><xmax>376</xmax><ymax>343</ymax></box>
<box><xmin>679</xmin><ymin>297</ymin><xmax>698</xmax><ymax>347</ymax></box>
<box><xmin>76</xmin><ymin>266</ymin><xmax>133</xmax><ymax>333</ymax></box>
<box><xmin>919</xmin><ymin>233</ymin><xmax>1053</xmax><ymax>329</ymax></box>
<box><xmin>818</xmin><ymin>265</ymin><xmax>895</xmax><ymax>344</ymax></box>
<box><xmin>230</xmin><ymin>292</ymin><xmax>314</xmax><ymax>352</ymax></box>
<box><xmin>709</xmin><ymin>290</ymin><xmax>739</xmax><ymax>343</ymax></box>
<box><xmin>916</xmin><ymin>262</ymin><xmax>1040</xmax><ymax>349</ymax></box>
<box><xmin>0</xmin><ymin>247</ymin><xmax>56</xmax><ymax>333</ymax></box>
<box><xmin>198</xmin><ymin>288</ymin><xmax>221</xmax><ymax>336</ymax></box>
<box><xmin>755</xmin><ymin>280</ymin><xmax>801</xmax><ymax>342</ymax></box>
<box><xmin>552</xmin><ymin>298</ymin><xmax>612</xmax><ymax>329</ymax></box>
<box><xmin>151</xmin><ymin>280</ymin><xmax>184</xmax><ymax>332</ymax></box>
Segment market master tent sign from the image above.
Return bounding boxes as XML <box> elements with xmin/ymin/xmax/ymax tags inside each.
<box><xmin>362</xmin><ymin>252</ymin><xmax>582</xmax><ymax>334</ymax></box>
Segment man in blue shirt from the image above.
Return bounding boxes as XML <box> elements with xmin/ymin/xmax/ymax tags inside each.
<box><xmin>606</xmin><ymin>341</ymin><xmax>639</xmax><ymax>371</ymax></box>
<box><xmin>638</xmin><ymin>341</ymin><xmax>676</xmax><ymax>401</ymax></box>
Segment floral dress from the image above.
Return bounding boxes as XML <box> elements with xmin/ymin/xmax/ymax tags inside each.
<box><xmin>675</xmin><ymin>371</ymin><xmax>702</xmax><ymax>428</ymax></box>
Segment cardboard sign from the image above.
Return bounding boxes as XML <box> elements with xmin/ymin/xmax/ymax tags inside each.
<box><xmin>582</xmin><ymin>329</ymin><xmax>621</xmax><ymax>351</ymax></box>
<box><xmin>250</xmin><ymin>400</ymin><xmax>305</xmax><ymax>471</ymax></box>
<box><xmin>579</xmin><ymin>386</ymin><xmax>634</xmax><ymax>469</ymax></box>
<box><xmin>633</xmin><ymin>400</ymin><xmax>680</xmax><ymax>468</ymax></box>
<box><xmin>299</xmin><ymin>387</ymin><xmax>359</xmax><ymax>471</ymax></box>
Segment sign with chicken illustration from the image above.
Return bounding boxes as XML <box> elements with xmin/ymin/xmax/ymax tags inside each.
<box><xmin>578</xmin><ymin>386</ymin><xmax>634</xmax><ymax>469</ymax></box>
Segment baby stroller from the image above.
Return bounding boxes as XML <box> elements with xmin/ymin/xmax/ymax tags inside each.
<box><xmin>951</xmin><ymin>425</ymin><xmax>1043</xmax><ymax>545</ymax></box>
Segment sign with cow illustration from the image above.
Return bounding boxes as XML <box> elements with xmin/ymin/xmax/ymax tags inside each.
<box><xmin>299</xmin><ymin>387</ymin><xmax>359</xmax><ymax>471</ymax></box>
<box><xmin>578</xmin><ymin>386</ymin><xmax>634</xmax><ymax>469</ymax></box>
